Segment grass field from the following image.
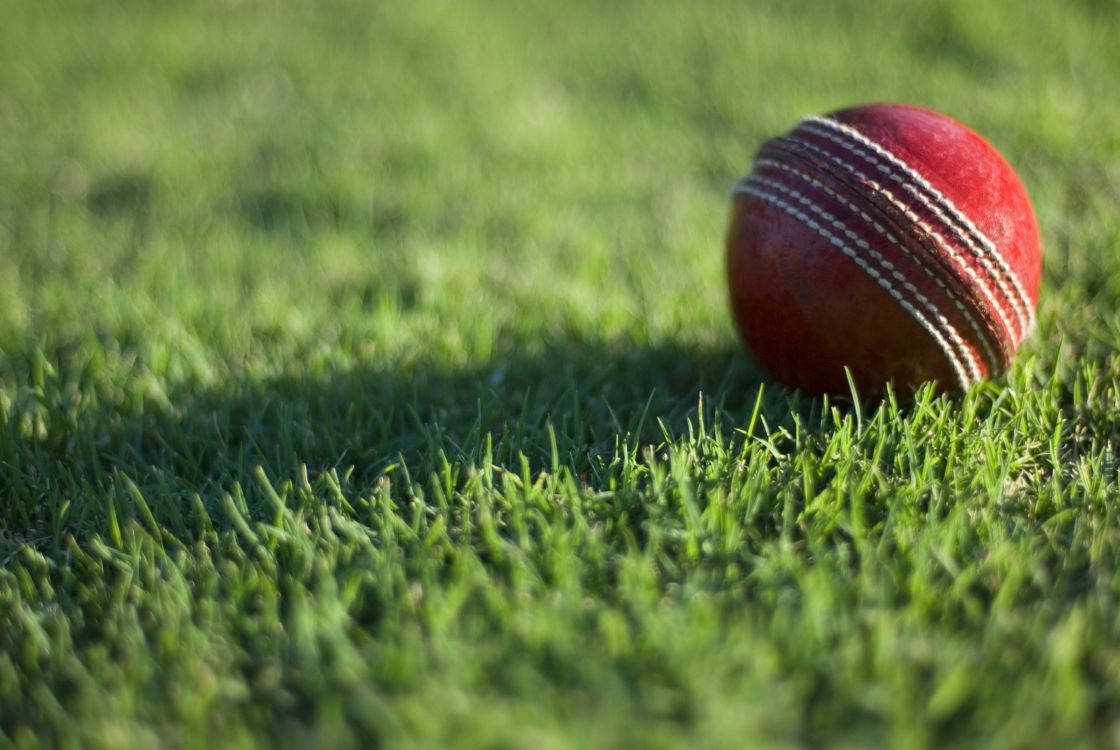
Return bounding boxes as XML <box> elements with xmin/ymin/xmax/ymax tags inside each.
<box><xmin>3</xmin><ymin>0</ymin><xmax>1120</xmax><ymax>747</ymax></box>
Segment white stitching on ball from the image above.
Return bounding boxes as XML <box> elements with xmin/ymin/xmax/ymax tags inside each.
<box><xmin>801</xmin><ymin>116</ymin><xmax>1035</xmax><ymax>340</ymax></box>
<box><xmin>783</xmin><ymin>135</ymin><xmax>1018</xmax><ymax>353</ymax></box>
<box><xmin>753</xmin><ymin>157</ymin><xmax>1003</xmax><ymax>372</ymax></box>
<box><xmin>740</xmin><ymin>173</ymin><xmax>982</xmax><ymax>385</ymax></box>
<box><xmin>732</xmin><ymin>178</ymin><xmax>975</xmax><ymax>391</ymax></box>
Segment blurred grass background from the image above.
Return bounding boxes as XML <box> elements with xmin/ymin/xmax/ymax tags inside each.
<box><xmin>2</xmin><ymin>0</ymin><xmax>1120</xmax><ymax>747</ymax></box>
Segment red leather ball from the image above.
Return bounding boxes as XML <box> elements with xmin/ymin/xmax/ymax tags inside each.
<box><xmin>726</xmin><ymin>103</ymin><xmax>1042</xmax><ymax>396</ymax></box>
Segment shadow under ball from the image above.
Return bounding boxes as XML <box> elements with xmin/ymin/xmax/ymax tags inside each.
<box><xmin>726</xmin><ymin>103</ymin><xmax>1042</xmax><ymax>396</ymax></box>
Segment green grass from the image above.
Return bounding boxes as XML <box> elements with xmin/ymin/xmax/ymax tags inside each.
<box><xmin>3</xmin><ymin>0</ymin><xmax>1120</xmax><ymax>747</ymax></box>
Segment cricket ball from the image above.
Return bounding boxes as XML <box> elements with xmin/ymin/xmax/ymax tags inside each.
<box><xmin>726</xmin><ymin>103</ymin><xmax>1041</xmax><ymax>395</ymax></box>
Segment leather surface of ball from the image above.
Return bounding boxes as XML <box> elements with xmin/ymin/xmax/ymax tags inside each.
<box><xmin>726</xmin><ymin>103</ymin><xmax>1042</xmax><ymax>396</ymax></box>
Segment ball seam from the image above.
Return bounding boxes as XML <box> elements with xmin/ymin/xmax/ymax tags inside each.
<box><xmin>779</xmin><ymin>134</ymin><xmax>1018</xmax><ymax>358</ymax></box>
<box><xmin>733</xmin><ymin>179</ymin><xmax>975</xmax><ymax>391</ymax></box>
<box><xmin>753</xmin><ymin>156</ymin><xmax>1003</xmax><ymax>374</ymax></box>
<box><xmin>739</xmin><ymin>172</ymin><xmax>983</xmax><ymax>385</ymax></box>
<box><xmin>801</xmin><ymin>116</ymin><xmax>1035</xmax><ymax>340</ymax></box>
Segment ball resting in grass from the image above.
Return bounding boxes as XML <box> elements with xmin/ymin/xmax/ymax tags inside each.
<box><xmin>726</xmin><ymin>103</ymin><xmax>1042</xmax><ymax>396</ymax></box>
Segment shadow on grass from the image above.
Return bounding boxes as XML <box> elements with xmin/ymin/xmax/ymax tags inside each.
<box><xmin>3</xmin><ymin>335</ymin><xmax>818</xmax><ymax>544</ymax></box>
<box><xmin>145</xmin><ymin>338</ymin><xmax>763</xmax><ymax>475</ymax></box>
